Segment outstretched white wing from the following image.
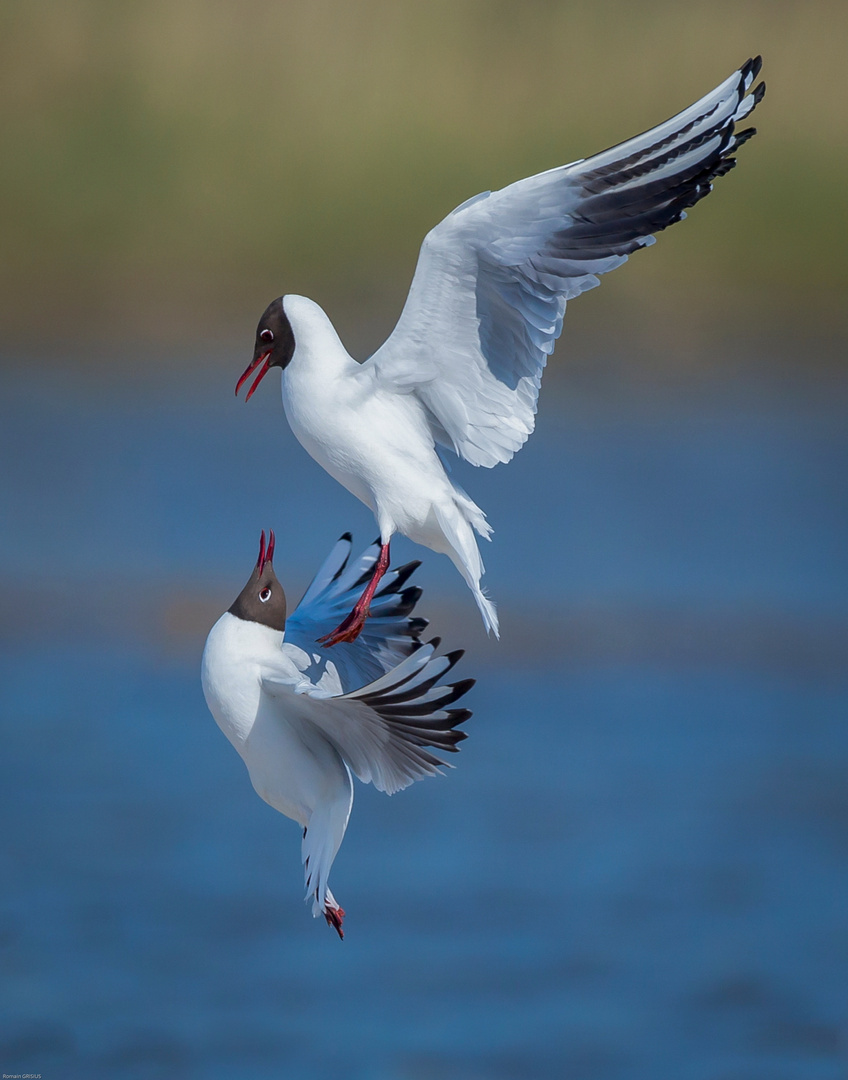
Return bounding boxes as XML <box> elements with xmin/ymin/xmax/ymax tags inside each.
<box><xmin>262</xmin><ymin>640</ymin><xmax>473</xmax><ymax>796</ymax></box>
<box><xmin>364</xmin><ymin>58</ymin><xmax>765</xmax><ymax>468</ymax></box>
<box><xmin>282</xmin><ymin>534</ymin><xmax>428</xmax><ymax>693</ymax></box>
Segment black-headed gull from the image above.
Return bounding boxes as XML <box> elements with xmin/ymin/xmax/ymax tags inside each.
<box><xmin>201</xmin><ymin>531</ymin><xmax>473</xmax><ymax>937</ymax></box>
<box><xmin>237</xmin><ymin>58</ymin><xmax>765</xmax><ymax>645</ymax></box>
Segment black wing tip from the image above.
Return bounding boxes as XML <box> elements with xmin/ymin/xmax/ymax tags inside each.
<box><xmin>427</xmin><ymin>636</ymin><xmax>442</xmax><ymax>651</ymax></box>
<box><xmin>331</xmin><ymin>542</ymin><xmax>352</xmax><ymax>582</ymax></box>
<box><xmin>443</xmin><ymin>649</ymin><xmax>465</xmax><ymax>673</ymax></box>
<box><xmin>363</xmin><ymin>649</ymin><xmax>473</xmax><ymax>711</ymax></box>
<box><xmin>449</xmin><ymin>677</ymin><xmax>476</xmax><ymax>698</ymax></box>
<box><xmin>741</xmin><ymin>55</ymin><xmax>763</xmax><ymax>82</ymax></box>
<box><xmin>375</xmin><ymin>560</ymin><xmax>422</xmax><ymax>597</ymax></box>
<box><xmin>388</xmin><ymin>585</ymin><xmax>423</xmax><ymax>618</ymax></box>
<box><xmin>421</xmin><ymin>677</ymin><xmax>475</xmax><ymax>710</ymax></box>
<box><xmin>446</xmin><ymin>708</ymin><xmax>472</xmax><ymax>727</ymax></box>
<box><xmin>711</xmin><ymin>158</ymin><xmax>737</xmax><ymax>180</ymax></box>
<box><xmin>369</xmin><ymin>585</ymin><xmax>423</xmax><ymax>616</ymax></box>
<box><xmin>740</xmin><ymin>56</ymin><xmax>765</xmax><ymax>110</ymax></box>
<box><xmin>733</xmin><ymin>126</ymin><xmax>757</xmax><ymax>150</ymax></box>
<box><xmin>391</xmin><ymin>560</ymin><xmax>422</xmax><ymax>590</ymax></box>
<box><xmin>439</xmin><ymin>730</ymin><xmax>468</xmax><ymax>752</ymax></box>
<box><xmin>578</xmin><ymin>54</ymin><xmax>765</xmax><ymax>229</ymax></box>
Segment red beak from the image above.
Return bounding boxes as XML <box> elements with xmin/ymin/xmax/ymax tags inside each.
<box><xmin>236</xmin><ymin>350</ymin><xmax>272</xmax><ymax>400</ymax></box>
<box><xmin>256</xmin><ymin>529</ymin><xmax>276</xmax><ymax>574</ymax></box>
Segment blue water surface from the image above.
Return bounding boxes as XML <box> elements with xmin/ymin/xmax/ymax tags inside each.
<box><xmin>0</xmin><ymin>360</ymin><xmax>846</xmax><ymax>1079</ymax></box>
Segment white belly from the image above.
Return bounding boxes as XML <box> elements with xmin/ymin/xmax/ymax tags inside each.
<box><xmin>281</xmin><ymin>369</ymin><xmax>455</xmax><ymax>544</ymax></box>
<box><xmin>202</xmin><ymin>614</ymin><xmax>350</xmax><ymax>827</ymax></box>
<box><xmin>241</xmin><ymin>701</ymin><xmax>349</xmax><ymax>827</ymax></box>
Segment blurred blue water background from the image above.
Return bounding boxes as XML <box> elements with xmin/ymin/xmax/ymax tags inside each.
<box><xmin>1</xmin><ymin>357</ymin><xmax>846</xmax><ymax>1079</ymax></box>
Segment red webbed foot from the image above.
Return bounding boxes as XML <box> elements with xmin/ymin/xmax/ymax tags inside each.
<box><xmin>324</xmin><ymin>904</ymin><xmax>345</xmax><ymax>939</ymax></box>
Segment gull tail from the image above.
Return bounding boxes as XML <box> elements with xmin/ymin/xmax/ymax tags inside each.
<box><xmin>434</xmin><ymin>496</ymin><xmax>499</xmax><ymax>638</ymax></box>
<box><xmin>302</xmin><ymin>781</ymin><xmax>353</xmax><ymax>935</ymax></box>
<box><xmin>470</xmin><ymin>582</ymin><xmax>498</xmax><ymax>638</ymax></box>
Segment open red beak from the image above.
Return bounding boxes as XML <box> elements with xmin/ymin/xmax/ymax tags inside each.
<box><xmin>256</xmin><ymin>529</ymin><xmax>276</xmax><ymax>574</ymax></box>
<box><xmin>236</xmin><ymin>350</ymin><xmax>272</xmax><ymax>401</ymax></box>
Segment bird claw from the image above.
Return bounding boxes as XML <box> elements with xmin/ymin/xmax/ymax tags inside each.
<box><xmin>324</xmin><ymin>904</ymin><xmax>345</xmax><ymax>939</ymax></box>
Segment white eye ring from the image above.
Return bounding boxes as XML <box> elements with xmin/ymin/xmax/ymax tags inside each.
<box><xmin>260</xmin><ymin>328</ymin><xmax>274</xmax><ymax>343</ymax></box>
<box><xmin>259</xmin><ymin>587</ymin><xmax>271</xmax><ymax>602</ymax></box>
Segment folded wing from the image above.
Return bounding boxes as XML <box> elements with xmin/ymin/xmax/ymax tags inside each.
<box><xmin>365</xmin><ymin>57</ymin><xmax>765</xmax><ymax>468</ymax></box>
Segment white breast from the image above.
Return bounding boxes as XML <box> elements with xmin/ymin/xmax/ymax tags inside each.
<box><xmin>280</xmin><ymin>300</ymin><xmax>455</xmax><ymax>538</ymax></box>
<box><xmin>201</xmin><ymin>613</ymin><xmax>286</xmax><ymax>750</ymax></box>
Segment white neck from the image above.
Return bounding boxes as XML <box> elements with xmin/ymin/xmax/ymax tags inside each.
<box><xmin>283</xmin><ymin>295</ymin><xmax>354</xmax><ymax>377</ymax></box>
<box><xmin>201</xmin><ymin>612</ymin><xmax>287</xmax><ymax>749</ymax></box>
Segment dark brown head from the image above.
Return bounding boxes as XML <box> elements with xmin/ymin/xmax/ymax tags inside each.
<box><xmin>228</xmin><ymin>530</ymin><xmax>287</xmax><ymax>631</ymax></box>
<box><xmin>235</xmin><ymin>297</ymin><xmax>296</xmax><ymax>401</ymax></box>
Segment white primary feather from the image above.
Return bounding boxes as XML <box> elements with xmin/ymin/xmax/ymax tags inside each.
<box><xmin>364</xmin><ymin>57</ymin><xmax>765</xmax><ymax>468</ymax></box>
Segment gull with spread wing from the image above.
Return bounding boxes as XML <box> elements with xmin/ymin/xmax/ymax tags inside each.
<box><xmin>236</xmin><ymin>58</ymin><xmax>765</xmax><ymax>645</ymax></box>
<box><xmin>201</xmin><ymin>531</ymin><xmax>473</xmax><ymax>938</ymax></box>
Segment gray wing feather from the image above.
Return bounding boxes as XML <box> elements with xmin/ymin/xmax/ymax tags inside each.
<box><xmin>283</xmin><ymin>535</ymin><xmax>427</xmax><ymax>692</ymax></box>
<box><xmin>263</xmin><ymin>640</ymin><xmax>473</xmax><ymax>796</ymax></box>
<box><xmin>365</xmin><ymin>58</ymin><xmax>765</xmax><ymax>468</ymax></box>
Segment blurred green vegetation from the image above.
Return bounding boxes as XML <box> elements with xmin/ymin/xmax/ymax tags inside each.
<box><xmin>1</xmin><ymin>0</ymin><xmax>845</xmax><ymax>360</ymax></box>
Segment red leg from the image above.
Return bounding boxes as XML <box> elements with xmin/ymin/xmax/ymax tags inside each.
<box><xmin>324</xmin><ymin>903</ymin><xmax>346</xmax><ymax>940</ymax></box>
<box><xmin>318</xmin><ymin>542</ymin><xmax>391</xmax><ymax>647</ymax></box>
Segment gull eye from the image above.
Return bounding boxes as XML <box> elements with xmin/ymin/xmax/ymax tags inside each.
<box><xmin>259</xmin><ymin>587</ymin><xmax>272</xmax><ymax>602</ymax></box>
<box><xmin>260</xmin><ymin>328</ymin><xmax>274</xmax><ymax>344</ymax></box>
